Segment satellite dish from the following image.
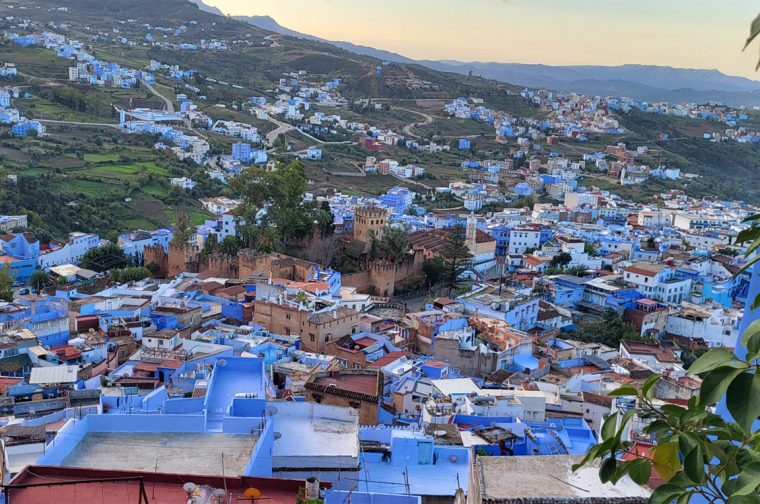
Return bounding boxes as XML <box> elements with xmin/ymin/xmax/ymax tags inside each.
<box><xmin>183</xmin><ymin>482</ymin><xmax>197</xmax><ymax>494</ymax></box>
<box><xmin>273</xmin><ymin>432</ymin><xmax>282</xmax><ymax>440</ymax></box>
<box><xmin>265</xmin><ymin>406</ymin><xmax>278</xmax><ymax>416</ymax></box>
<box><xmin>213</xmin><ymin>489</ymin><xmax>227</xmax><ymax>497</ymax></box>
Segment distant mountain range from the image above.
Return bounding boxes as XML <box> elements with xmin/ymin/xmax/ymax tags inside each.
<box><xmin>190</xmin><ymin>1</ymin><xmax>760</xmax><ymax>105</ymax></box>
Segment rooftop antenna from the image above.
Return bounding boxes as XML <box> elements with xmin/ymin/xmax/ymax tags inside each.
<box><xmin>221</xmin><ymin>452</ymin><xmax>228</xmax><ymax>497</ymax></box>
<box><xmin>403</xmin><ymin>467</ymin><xmax>410</xmax><ymax>496</ymax></box>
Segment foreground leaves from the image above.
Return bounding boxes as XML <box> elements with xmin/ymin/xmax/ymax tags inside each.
<box><xmin>575</xmin><ymin>346</ymin><xmax>760</xmax><ymax>503</ymax></box>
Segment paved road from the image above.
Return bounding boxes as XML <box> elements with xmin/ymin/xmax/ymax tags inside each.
<box><xmin>142</xmin><ymin>80</ymin><xmax>175</xmax><ymax>113</ymax></box>
<box><xmin>39</xmin><ymin>119</ymin><xmax>121</xmax><ymax>129</ymax></box>
<box><xmin>398</xmin><ymin>107</ymin><xmax>434</xmax><ymax>139</ymax></box>
<box><xmin>265</xmin><ymin>116</ymin><xmax>296</xmax><ymax>145</ymax></box>
<box><xmin>389</xmin><ymin>172</ymin><xmax>434</xmax><ymax>191</ymax></box>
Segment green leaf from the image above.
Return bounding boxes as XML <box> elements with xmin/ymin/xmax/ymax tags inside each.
<box><xmin>601</xmin><ymin>412</ymin><xmax>618</xmax><ymax>441</ymax></box>
<box><xmin>727</xmin><ymin>495</ymin><xmax>760</xmax><ymax>504</ymax></box>
<box><xmin>599</xmin><ymin>456</ymin><xmax>616</xmax><ymax>484</ymax></box>
<box><xmin>609</xmin><ymin>460</ymin><xmax>630</xmax><ymax>484</ymax></box>
<box><xmin>649</xmin><ymin>484</ymin><xmax>685</xmax><ymax>504</ymax></box>
<box><xmin>726</xmin><ymin>372</ymin><xmax>760</xmax><ymax>431</ymax></box>
<box><xmin>661</xmin><ymin>403</ymin><xmax>687</xmax><ymax>419</ymax></box>
<box><xmin>742</xmin><ymin>319</ymin><xmax>760</xmax><ymax>356</ymax></box>
<box><xmin>683</xmin><ymin>446</ymin><xmax>705</xmax><ymax>484</ymax></box>
<box><xmin>699</xmin><ymin>366</ymin><xmax>746</xmax><ymax>406</ymax></box>
<box><xmin>641</xmin><ymin>373</ymin><xmax>661</xmax><ymax>400</ymax></box>
<box><xmin>628</xmin><ymin>457</ymin><xmax>651</xmax><ymax>485</ymax></box>
<box><xmin>677</xmin><ymin>432</ymin><xmax>700</xmax><ymax>458</ymax></box>
<box><xmin>644</xmin><ymin>419</ymin><xmax>673</xmax><ymax>439</ymax></box>
<box><xmin>676</xmin><ymin>492</ymin><xmax>692</xmax><ymax>504</ymax></box>
<box><xmin>652</xmin><ymin>442</ymin><xmax>681</xmax><ymax>482</ymax></box>
<box><xmin>733</xmin><ymin>462</ymin><xmax>760</xmax><ymax>496</ymax></box>
<box><xmin>688</xmin><ymin>349</ymin><xmax>742</xmax><ymax>375</ymax></box>
<box><xmin>744</xmin><ymin>12</ymin><xmax>760</xmax><ymax>50</ymax></box>
<box><xmin>572</xmin><ymin>438</ymin><xmax>614</xmax><ymax>471</ymax></box>
<box><xmin>735</xmin><ymin>254</ymin><xmax>760</xmax><ymax>277</ymax></box>
<box><xmin>608</xmin><ymin>384</ymin><xmax>638</xmax><ymax>397</ymax></box>
<box><xmin>615</xmin><ymin>409</ymin><xmax>637</xmax><ymax>443</ymax></box>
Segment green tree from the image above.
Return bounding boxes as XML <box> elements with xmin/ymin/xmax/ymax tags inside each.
<box><xmin>219</xmin><ymin>235</ymin><xmax>243</xmax><ymax>257</ymax></box>
<box><xmin>550</xmin><ymin>252</ymin><xmax>572</xmax><ymax>268</ymax></box>
<box><xmin>0</xmin><ymin>265</ymin><xmax>14</xmax><ymax>302</ymax></box>
<box><xmin>199</xmin><ymin>233</ymin><xmax>219</xmax><ymax>263</ymax></box>
<box><xmin>422</xmin><ymin>257</ymin><xmax>445</xmax><ymax>287</ymax></box>
<box><xmin>232</xmin><ymin>161</ymin><xmax>315</xmax><ymax>246</ymax></box>
<box><xmin>110</xmin><ymin>266</ymin><xmax>150</xmax><ymax>283</ymax></box>
<box><xmin>568</xmin><ymin>309</ymin><xmax>639</xmax><ymax>348</ymax></box>
<box><xmin>440</xmin><ymin>225</ymin><xmax>472</xmax><ymax>296</ymax></box>
<box><xmin>29</xmin><ymin>270</ymin><xmax>48</xmax><ymax>292</ymax></box>
<box><xmin>0</xmin><ymin>164</ymin><xmax>6</xmax><ymax>201</ymax></box>
<box><xmin>716</xmin><ymin>247</ymin><xmax>738</xmax><ymax>257</ymax></box>
<box><xmin>171</xmin><ymin>211</ymin><xmax>193</xmax><ymax>245</ymax></box>
<box><xmin>565</xmin><ymin>265</ymin><xmax>589</xmax><ymax>277</ymax></box>
<box><xmin>254</xmin><ymin>226</ymin><xmax>283</xmax><ymax>254</ymax></box>
<box><xmin>316</xmin><ymin>200</ymin><xmax>335</xmax><ymax>238</ymax></box>
<box><xmin>376</xmin><ymin>226</ymin><xmax>410</xmax><ymax>264</ymax></box>
<box><xmin>81</xmin><ymin>243</ymin><xmax>129</xmax><ymax>272</ymax></box>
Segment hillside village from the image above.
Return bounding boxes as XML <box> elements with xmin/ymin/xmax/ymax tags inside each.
<box><xmin>0</xmin><ymin>0</ymin><xmax>756</xmax><ymax>503</ymax></box>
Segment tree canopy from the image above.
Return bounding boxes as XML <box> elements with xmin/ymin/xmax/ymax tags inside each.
<box><xmin>440</xmin><ymin>225</ymin><xmax>472</xmax><ymax>295</ymax></box>
<box><xmin>0</xmin><ymin>265</ymin><xmax>14</xmax><ymax>302</ymax></box>
<box><xmin>372</xmin><ymin>226</ymin><xmax>410</xmax><ymax>264</ymax></box>
<box><xmin>81</xmin><ymin>243</ymin><xmax>129</xmax><ymax>272</ymax></box>
<box><xmin>232</xmin><ymin>161</ymin><xmax>316</xmax><ymax>246</ymax></box>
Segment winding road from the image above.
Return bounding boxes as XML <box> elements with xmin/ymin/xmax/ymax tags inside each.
<box><xmin>141</xmin><ymin>80</ymin><xmax>175</xmax><ymax>113</ymax></box>
<box><xmin>398</xmin><ymin>106</ymin><xmax>435</xmax><ymax>139</ymax></box>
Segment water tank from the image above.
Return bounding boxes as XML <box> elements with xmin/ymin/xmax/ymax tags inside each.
<box><xmin>304</xmin><ymin>477</ymin><xmax>320</xmax><ymax>500</ymax></box>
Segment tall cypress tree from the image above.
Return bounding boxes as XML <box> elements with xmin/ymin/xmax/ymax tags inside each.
<box><xmin>440</xmin><ymin>224</ymin><xmax>472</xmax><ymax>296</ymax></box>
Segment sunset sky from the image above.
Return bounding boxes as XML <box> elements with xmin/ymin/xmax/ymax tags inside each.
<box><xmin>203</xmin><ymin>0</ymin><xmax>760</xmax><ymax>80</ymax></box>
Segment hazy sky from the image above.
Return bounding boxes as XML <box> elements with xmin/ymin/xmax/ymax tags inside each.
<box><xmin>204</xmin><ymin>0</ymin><xmax>760</xmax><ymax>80</ymax></box>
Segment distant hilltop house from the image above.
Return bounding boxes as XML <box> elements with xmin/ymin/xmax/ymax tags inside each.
<box><xmin>12</xmin><ymin>120</ymin><xmax>45</xmax><ymax>138</ymax></box>
<box><xmin>0</xmin><ymin>63</ymin><xmax>17</xmax><ymax>78</ymax></box>
<box><xmin>169</xmin><ymin>177</ymin><xmax>196</xmax><ymax>190</ymax></box>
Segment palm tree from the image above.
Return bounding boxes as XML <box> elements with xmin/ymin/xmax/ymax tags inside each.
<box><xmin>256</xmin><ymin>227</ymin><xmax>283</xmax><ymax>254</ymax></box>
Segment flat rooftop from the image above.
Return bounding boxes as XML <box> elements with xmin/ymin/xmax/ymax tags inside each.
<box><xmin>271</xmin><ymin>402</ymin><xmax>359</xmax><ymax>469</ymax></box>
<box><xmin>61</xmin><ymin>432</ymin><xmax>257</xmax><ymax>476</ymax></box>
<box><xmin>477</xmin><ymin>455</ymin><xmax>650</xmax><ymax>503</ymax></box>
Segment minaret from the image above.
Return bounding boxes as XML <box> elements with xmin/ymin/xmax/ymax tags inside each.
<box><xmin>466</xmin><ymin>213</ymin><xmax>477</xmax><ymax>254</ymax></box>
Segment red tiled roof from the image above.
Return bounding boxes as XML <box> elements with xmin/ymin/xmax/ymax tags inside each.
<box><xmin>134</xmin><ymin>362</ymin><xmax>160</xmax><ymax>373</ymax></box>
<box><xmin>625</xmin><ymin>266</ymin><xmax>659</xmax><ymax>277</ymax></box>
<box><xmin>368</xmin><ymin>351</ymin><xmax>410</xmax><ymax>369</ymax></box>
<box><xmin>310</xmin><ymin>372</ymin><xmax>379</xmax><ymax>397</ymax></box>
